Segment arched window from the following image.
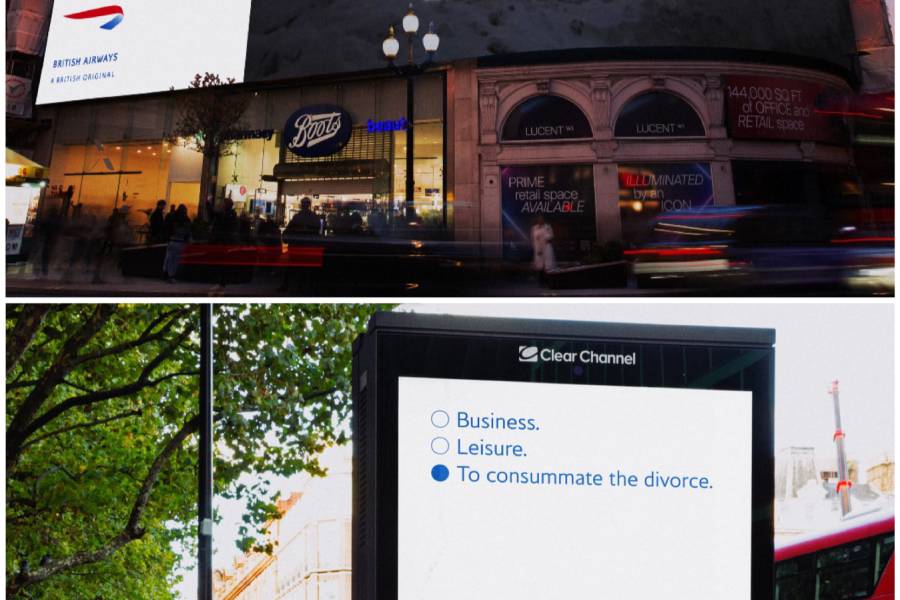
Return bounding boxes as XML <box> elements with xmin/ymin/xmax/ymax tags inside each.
<box><xmin>501</xmin><ymin>95</ymin><xmax>592</xmax><ymax>141</ymax></box>
<box><xmin>614</xmin><ymin>92</ymin><xmax>705</xmax><ymax>138</ymax></box>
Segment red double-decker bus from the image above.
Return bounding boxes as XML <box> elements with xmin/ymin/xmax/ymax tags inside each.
<box><xmin>775</xmin><ymin>513</ymin><xmax>894</xmax><ymax>599</ymax></box>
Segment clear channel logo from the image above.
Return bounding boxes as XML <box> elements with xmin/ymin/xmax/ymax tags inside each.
<box><xmin>518</xmin><ymin>346</ymin><xmax>539</xmax><ymax>363</ymax></box>
<box><xmin>518</xmin><ymin>345</ymin><xmax>637</xmax><ymax>366</ymax></box>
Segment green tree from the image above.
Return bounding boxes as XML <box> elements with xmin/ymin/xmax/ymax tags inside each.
<box><xmin>6</xmin><ymin>303</ymin><xmax>390</xmax><ymax>598</ymax></box>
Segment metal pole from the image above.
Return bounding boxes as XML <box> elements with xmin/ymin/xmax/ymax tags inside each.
<box><xmin>441</xmin><ymin>69</ymin><xmax>448</xmax><ymax>235</ymax></box>
<box><xmin>405</xmin><ymin>72</ymin><xmax>416</xmax><ymax>222</ymax></box>
<box><xmin>829</xmin><ymin>380</ymin><xmax>852</xmax><ymax>516</ymax></box>
<box><xmin>198</xmin><ymin>305</ymin><xmax>213</xmax><ymax>600</ymax></box>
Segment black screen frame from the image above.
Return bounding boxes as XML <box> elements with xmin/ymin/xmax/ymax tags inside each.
<box><xmin>353</xmin><ymin>313</ymin><xmax>775</xmax><ymax>600</ymax></box>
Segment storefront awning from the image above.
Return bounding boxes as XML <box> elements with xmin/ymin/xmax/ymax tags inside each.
<box><xmin>6</xmin><ymin>148</ymin><xmax>48</xmax><ymax>186</ymax></box>
<box><xmin>265</xmin><ymin>159</ymin><xmax>391</xmax><ymax>182</ymax></box>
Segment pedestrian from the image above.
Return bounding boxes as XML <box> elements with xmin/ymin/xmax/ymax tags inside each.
<box><xmin>210</xmin><ymin>196</ymin><xmax>238</xmax><ymax>244</ymax></box>
<box><xmin>60</xmin><ymin>185</ymin><xmax>75</xmax><ymax>219</ymax></box>
<box><xmin>148</xmin><ymin>200</ymin><xmax>167</xmax><ymax>243</ymax></box>
<box><xmin>64</xmin><ymin>203</ymin><xmax>93</xmax><ymax>280</ymax></box>
<box><xmin>164</xmin><ymin>204</ymin><xmax>177</xmax><ymax>238</ymax></box>
<box><xmin>162</xmin><ymin>204</ymin><xmax>191</xmax><ymax>283</ymax></box>
<box><xmin>530</xmin><ymin>215</ymin><xmax>557</xmax><ymax>280</ymax></box>
<box><xmin>35</xmin><ymin>205</ymin><xmax>63</xmax><ymax>277</ymax></box>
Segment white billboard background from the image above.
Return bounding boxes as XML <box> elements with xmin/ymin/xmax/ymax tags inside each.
<box><xmin>398</xmin><ymin>376</ymin><xmax>752</xmax><ymax>600</ymax></box>
<box><xmin>37</xmin><ymin>0</ymin><xmax>251</xmax><ymax>104</ymax></box>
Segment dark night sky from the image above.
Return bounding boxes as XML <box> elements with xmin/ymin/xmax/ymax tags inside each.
<box><xmin>244</xmin><ymin>0</ymin><xmax>857</xmax><ymax>81</ymax></box>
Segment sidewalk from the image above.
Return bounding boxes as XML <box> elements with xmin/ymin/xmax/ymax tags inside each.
<box><xmin>6</xmin><ymin>266</ymin><xmax>668</xmax><ymax>298</ymax></box>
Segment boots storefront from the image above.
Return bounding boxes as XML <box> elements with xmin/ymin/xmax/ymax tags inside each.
<box><xmin>38</xmin><ymin>72</ymin><xmax>447</xmax><ymax>242</ymax></box>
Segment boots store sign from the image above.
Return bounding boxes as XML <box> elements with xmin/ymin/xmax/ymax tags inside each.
<box><xmin>284</xmin><ymin>104</ymin><xmax>353</xmax><ymax>158</ymax></box>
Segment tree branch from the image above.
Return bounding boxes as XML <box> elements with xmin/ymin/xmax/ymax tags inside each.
<box><xmin>6</xmin><ymin>379</ymin><xmax>40</xmax><ymax>391</ymax></box>
<box><xmin>70</xmin><ymin>308</ymin><xmax>190</xmax><ymax>368</ymax></box>
<box><xmin>6</xmin><ymin>415</ymin><xmax>201</xmax><ymax>596</ymax></box>
<box><xmin>6</xmin><ymin>305</ymin><xmax>53</xmax><ymax>372</ymax></box>
<box><xmin>21</xmin><ymin>328</ymin><xmax>195</xmax><ymax>443</ymax></box>
<box><xmin>21</xmin><ymin>409</ymin><xmax>144</xmax><ymax>450</ymax></box>
<box><xmin>6</xmin><ymin>305</ymin><xmax>118</xmax><ymax>471</ymax></box>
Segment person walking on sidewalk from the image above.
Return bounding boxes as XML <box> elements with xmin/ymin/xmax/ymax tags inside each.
<box><xmin>530</xmin><ymin>215</ymin><xmax>557</xmax><ymax>281</ymax></box>
<box><xmin>162</xmin><ymin>204</ymin><xmax>191</xmax><ymax>283</ymax></box>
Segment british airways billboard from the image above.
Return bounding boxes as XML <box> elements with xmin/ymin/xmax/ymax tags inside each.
<box><xmin>37</xmin><ymin>0</ymin><xmax>252</xmax><ymax>104</ymax></box>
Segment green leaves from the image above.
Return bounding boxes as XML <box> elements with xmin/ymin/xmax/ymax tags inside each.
<box><xmin>6</xmin><ymin>303</ymin><xmax>392</xmax><ymax>598</ymax></box>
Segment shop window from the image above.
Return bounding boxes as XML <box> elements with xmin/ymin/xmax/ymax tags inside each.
<box><xmin>500</xmin><ymin>95</ymin><xmax>592</xmax><ymax>142</ymax></box>
<box><xmin>279</xmin><ymin>125</ymin><xmax>395</xmax><ymax>234</ymax></box>
<box><xmin>732</xmin><ymin>161</ymin><xmax>867</xmax><ymax>210</ymax></box>
<box><xmin>392</xmin><ymin>120</ymin><xmax>445</xmax><ymax>230</ymax></box>
<box><xmin>617</xmin><ymin>163</ymin><xmax>714</xmax><ymax>244</ymax></box>
<box><xmin>216</xmin><ymin>136</ymin><xmax>280</xmax><ymax>215</ymax></box>
<box><xmin>52</xmin><ymin>141</ymin><xmax>173</xmax><ymax>243</ymax></box>
<box><xmin>614</xmin><ymin>92</ymin><xmax>705</xmax><ymax>138</ymax></box>
<box><xmin>276</xmin><ymin>119</ymin><xmax>446</xmax><ymax>236</ymax></box>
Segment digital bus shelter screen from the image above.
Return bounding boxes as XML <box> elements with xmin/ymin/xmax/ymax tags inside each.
<box><xmin>37</xmin><ymin>0</ymin><xmax>252</xmax><ymax>104</ymax></box>
<box><xmin>397</xmin><ymin>376</ymin><xmax>752</xmax><ymax>599</ymax></box>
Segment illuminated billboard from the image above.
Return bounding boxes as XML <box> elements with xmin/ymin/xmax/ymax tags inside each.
<box><xmin>352</xmin><ymin>313</ymin><xmax>775</xmax><ymax>600</ymax></box>
<box><xmin>37</xmin><ymin>0</ymin><xmax>252</xmax><ymax>104</ymax></box>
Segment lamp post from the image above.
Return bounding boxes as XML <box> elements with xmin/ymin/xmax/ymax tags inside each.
<box><xmin>382</xmin><ymin>4</ymin><xmax>440</xmax><ymax>223</ymax></box>
<box><xmin>198</xmin><ymin>304</ymin><xmax>213</xmax><ymax>600</ymax></box>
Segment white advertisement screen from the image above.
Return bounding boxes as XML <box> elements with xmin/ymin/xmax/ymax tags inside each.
<box><xmin>37</xmin><ymin>0</ymin><xmax>252</xmax><ymax>104</ymax></box>
<box><xmin>398</xmin><ymin>376</ymin><xmax>753</xmax><ymax>599</ymax></box>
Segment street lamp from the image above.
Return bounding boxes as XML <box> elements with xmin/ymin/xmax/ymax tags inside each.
<box><xmin>382</xmin><ymin>3</ymin><xmax>439</xmax><ymax>223</ymax></box>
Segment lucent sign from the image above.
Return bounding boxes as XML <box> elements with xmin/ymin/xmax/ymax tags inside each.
<box><xmin>37</xmin><ymin>0</ymin><xmax>252</xmax><ymax>104</ymax></box>
<box><xmin>614</xmin><ymin>92</ymin><xmax>705</xmax><ymax>138</ymax></box>
<box><xmin>501</xmin><ymin>95</ymin><xmax>592</xmax><ymax>141</ymax></box>
<box><xmin>284</xmin><ymin>104</ymin><xmax>353</xmax><ymax>158</ymax></box>
<box><xmin>352</xmin><ymin>313</ymin><xmax>776</xmax><ymax>600</ymax></box>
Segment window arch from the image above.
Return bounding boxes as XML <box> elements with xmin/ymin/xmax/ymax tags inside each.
<box><xmin>614</xmin><ymin>91</ymin><xmax>705</xmax><ymax>138</ymax></box>
<box><xmin>501</xmin><ymin>95</ymin><xmax>592</xmax><ymax>142</ymax></box>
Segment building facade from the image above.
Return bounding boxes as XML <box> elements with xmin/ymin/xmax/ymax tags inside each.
<box><xmin>451</xmin><ymin>50</ymin><xmax>860</xmax><ymax>259</ymax></box>
<box><xmin>31</xmin><ymin>48</ymin><xmax>871</xmax><ymax>256</ymax></box>
<box><xmin>214</xmin><ymin>446</ymin><xmax>352</xmax><ymax>600</ymax></box>
<box><xmin>33</xmin><ymin>70</ymin><xmax>446</xmax><ymax>241</ymax></box>
<box><xmin>866</xmin><ymin>458</ymin><xmax>895</xmax><ymax>495</ymax></box>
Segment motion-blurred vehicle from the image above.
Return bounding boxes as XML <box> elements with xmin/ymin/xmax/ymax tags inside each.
<box><xmin>775</xmin><ymin>513</ymin><xmax>894</xmax><ymax>599</ymax></box>
<box><xmin>625</xmin><ymin>205</ymin><xmax>894</xmax><ymax>293</ymax></box>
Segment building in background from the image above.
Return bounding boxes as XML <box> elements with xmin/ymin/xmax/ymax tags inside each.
<box><xmin>6</xmin><ymin>0</ymin><xmax>51</xmax><ymax>131</ymax></box>
<box><xmin>867</xmin><ymin>457</ymin><xmax>895</xmax><ymax>495</ymax></box>
<box><xmin>775</xmin><ymin>446</ymin><xmax>892</xmax><ymax>539</ymax></box>
<box><xmin>6</xmin><ymin>0</ymin><xmax>52</xmax><ymax>264</ymax></box>
<box><xmin>214</xmin><ymin>446</ymin><xmax>352</xmax><ymax>600</ymax></box>
<box><xmin>843</xmin><ymin>0</ymin><xmax>895</xmax><ymax>229</ymax></box>
<box><xmin>820</xmin><ymin>457</ymin><xmax>860</xmax><ymax>485</ymax></box>
<box><xmin>12</xmin><ymin>0</ymin><xmax>895</xmax><ymax>258</ymax></box>
<box><xmin>776</xmin><ymin>447</ymin><xmax>820</xmax><ymax>501</ymax></box>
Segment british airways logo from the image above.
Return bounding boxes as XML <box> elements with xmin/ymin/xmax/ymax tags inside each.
<box><xmin>64</xmin><ymin>5</ymin><xmax>125</xmax><ymax>30</ymax></box>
